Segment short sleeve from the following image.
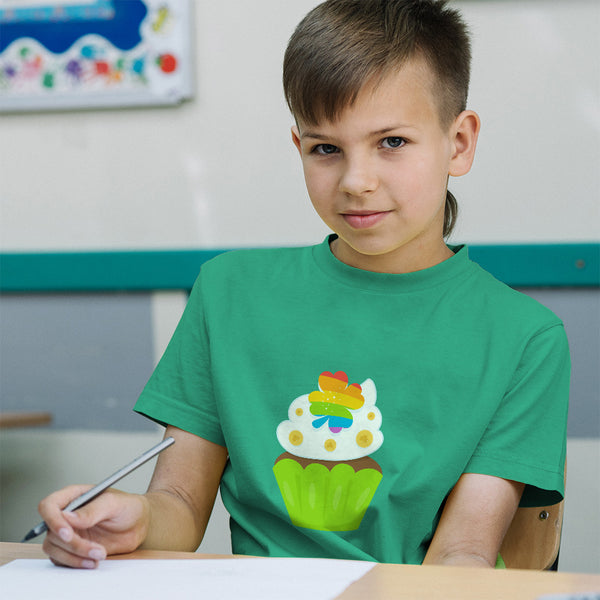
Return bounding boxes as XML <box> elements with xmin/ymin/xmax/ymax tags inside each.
<box><xmin>134</xmin><ymin>272</ymin><xmax>225</xmax><ymax>446</ymax></box>
<box><xmin>465</xmin><ymin>323</ymin><xmax>570</xmax><ymax>507</ymax></box>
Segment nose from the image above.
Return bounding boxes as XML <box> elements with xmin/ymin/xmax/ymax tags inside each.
<box><xmin>338</xmin><ymin>155</ymin><xmax>379</xmax><ymax>197</ymax></box>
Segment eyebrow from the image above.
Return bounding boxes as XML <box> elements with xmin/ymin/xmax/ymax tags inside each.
<box><xmin>300</xmin><ymin>125</ymin><xmax>415</xmax><ymax>140</ymax></box>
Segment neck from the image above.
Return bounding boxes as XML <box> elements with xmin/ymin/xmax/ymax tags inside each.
<box><xmin>330</xmin><ymin>237</ymin><xmax>455</xmax><ymax>274</ymax></box>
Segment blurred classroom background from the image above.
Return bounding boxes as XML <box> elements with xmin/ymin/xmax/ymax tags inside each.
<box><xmin>0</xmin><ymin>0</ymin><xmax>598</xmax><ymax>573</ymax></box>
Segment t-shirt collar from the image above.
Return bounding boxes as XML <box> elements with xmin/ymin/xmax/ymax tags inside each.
<box><xmin>311</xmin><ymin>234</ymin><xmax>472</xmax><ymax>293</ymax></box>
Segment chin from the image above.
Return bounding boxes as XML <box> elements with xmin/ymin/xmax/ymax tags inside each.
<box><xmin>346</xmin><ymin>236</ymin><xmax>405</xmax><ymax>257</ymax></box>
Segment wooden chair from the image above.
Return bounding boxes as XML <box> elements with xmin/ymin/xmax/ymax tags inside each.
<box><xmin>500</xmin><ymin>499</ymin><xmax>565</xmax><ymax>569</ymax></box>
<box><xmin>500</xmin><ymin>462</ymin><xmax>567</xmax><ymax>570</ymax></box>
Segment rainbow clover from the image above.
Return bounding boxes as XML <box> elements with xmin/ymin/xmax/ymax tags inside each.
<box><xmin>308</xmin><ymin>371</ymin><xmax>365</xmax><ymax>433</ymax></box>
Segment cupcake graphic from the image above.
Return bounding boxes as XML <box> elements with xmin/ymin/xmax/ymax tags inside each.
<box><xmin>273</xmin><ymin>370</ymin><xmax>383</xmax><ymax>531</ymax></box>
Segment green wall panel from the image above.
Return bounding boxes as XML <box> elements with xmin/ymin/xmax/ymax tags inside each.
<box><xmin>1</xmin><ymin>244</ymin><xmax>598</xmax><ymax>292</ymax></box>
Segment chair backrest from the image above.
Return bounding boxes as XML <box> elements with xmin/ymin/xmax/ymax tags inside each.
<box><xmin>500</xmin><ymin>499</ymin><xmax>565</xmax><ymax>569</ymax></box>
<box><xmin>501</xmin><ymin>460</ymin><xmax>567</xmax><ymax>570</ymax></box>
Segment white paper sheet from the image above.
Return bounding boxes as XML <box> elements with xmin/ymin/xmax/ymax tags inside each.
<box><xmin>0</xmin><ymin>557</ymin><xmax>375</xmax><ymax>600</ymax></box>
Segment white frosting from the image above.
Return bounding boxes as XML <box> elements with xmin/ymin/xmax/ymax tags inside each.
<box><xmin>276</xmin><ymin>378</ymin><xmax>383</xmax><ymax>461</ymax></box>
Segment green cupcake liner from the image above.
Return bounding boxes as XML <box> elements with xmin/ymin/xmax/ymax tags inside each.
<box><xmin>273</xmin><ymin>458</ymin><xmax>382</xmax><ymax>531</ymax></box>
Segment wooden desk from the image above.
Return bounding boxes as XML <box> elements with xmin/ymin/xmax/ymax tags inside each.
<box><xmin>1</xmin><ymin>543</ymin><xmax>599</xmax><ymax>599</ymax></box>
<box><xmin>0</xmin><ymin>411</ymin><xmax>52</xmax><ymax>429</ymax></box>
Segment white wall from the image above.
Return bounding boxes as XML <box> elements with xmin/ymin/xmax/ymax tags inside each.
<box><xmin>0</xmin><ymin>1</ymin><xmax>325</xmax><ymax>251</ymax></box>
<box><xmin>0</xmin><ymin>1</ymin><xmax>598</xmax><ymax>250</ymax></box>
<box><xmin>452</xmin><ymin>0</ymin><xmax>600</xmax><ymax>243</ymax></box>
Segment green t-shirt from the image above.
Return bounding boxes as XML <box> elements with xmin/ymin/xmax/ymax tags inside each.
<box><xmin>134</xmin><ymin>236</ymin><xmax>569</xmax><ymax>564</ymax></box>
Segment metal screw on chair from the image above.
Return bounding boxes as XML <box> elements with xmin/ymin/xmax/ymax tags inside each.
<box><xmin>538</xmin><ymin>510</ymin><xmax>550</xmax><ymax>520</ymax></box>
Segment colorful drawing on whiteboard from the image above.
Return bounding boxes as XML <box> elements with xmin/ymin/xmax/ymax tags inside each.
<box><xmin>0</xmin><ymin>0</ymin><xmax>193</xmax><ymax>111</ymax></box>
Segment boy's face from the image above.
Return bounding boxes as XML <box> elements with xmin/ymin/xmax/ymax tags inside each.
<box><xmin>292</xmin><ymin>59</ymin><xmax>478</xmax><ymax>273</ymax></box>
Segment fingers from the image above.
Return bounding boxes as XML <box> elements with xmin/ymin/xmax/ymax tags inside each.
<box><xmin>38</xmin><ymin>484</ymin><xmax>92</xmax><ymax>545</ymax></box>
<box><xmin>43</xmin><ymin>520</ymin><xmax>107</xmax><ymax>569</ymax></box>
<box><xmin>38</xmin><ymin>487</ymin><xmax>148</xmax><ymax>568</ymax></box>
<box><xmin>38</xmin><ymin>485</ymin><xmax>107</xmax><ymax>569</ymax></box>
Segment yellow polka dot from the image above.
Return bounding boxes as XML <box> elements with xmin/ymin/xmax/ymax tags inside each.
<box><xmin>295</xmin><ymin>408</ymin><xmax>303</xmax><ymax>416</ymax></box>
<box><xmin>324</xmin><ymin>439</ymin><xmax>336</xmax><ymax>452</ymax></box>
<box><xmin>356</xmin><ymin>430</ymin><xmax>373</xmax><ymax>448</ymax></box>
<box><xmin>289</xmin><ymin>430</ymin><xmax>303</xmax><ymax>446</ymax></box>
<box><xmin>367</xmin><ymin>412</ymin><xmax>375</xmax><ymax>421</ymax></box>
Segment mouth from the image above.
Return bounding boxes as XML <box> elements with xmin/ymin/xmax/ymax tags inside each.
<box><xmin>341</xmin><ymin>210</ymin><xmax>390</xmax><ymax>230</ymax></box>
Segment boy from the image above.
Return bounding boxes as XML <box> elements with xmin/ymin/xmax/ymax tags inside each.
<box><xmin>39</xmin><ymin>0</ymin><xmax>569</xmax><ymax>569</ymax></box>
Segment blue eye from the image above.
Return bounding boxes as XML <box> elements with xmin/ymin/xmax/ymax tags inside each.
<box><xmin>313</xmin><ymin>143</ymin><xmax>339</xmax><ymax>155</ymax></box>
<box><xmin>382</xmin><ymin>137</ymin><xmax>406</xmax><ymax>149</ymax></box>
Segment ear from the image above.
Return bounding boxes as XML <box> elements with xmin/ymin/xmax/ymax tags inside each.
<box><xmin>291</xmin><ymin>125</ymin><xmax>303</xmax><ymax>156</ymax></box>
<box><xmin>448</xmin><ymin>110</ymin><xmax>480</xmax><ymax>177</ymax></box>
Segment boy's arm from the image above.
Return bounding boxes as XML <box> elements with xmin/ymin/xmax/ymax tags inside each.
<box><xmin>141</xmin><ymin>425</ymin><xmax>228</xmax><ymax>551</ymax></box>
<box><xmin>40</xmin><ymin>426</ymin><xmax>227</xmax><ymax>568</ymax></box>
<box><xmin>422</xmin><ymin>473</ymin><xmax>524</xmax><ymax>568</ymax></box>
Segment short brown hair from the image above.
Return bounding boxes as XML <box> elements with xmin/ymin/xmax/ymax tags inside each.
<box><xmin>283</xmin><ymin>0</ymin><xmax>472</xmax><ymax>237</ymax></box>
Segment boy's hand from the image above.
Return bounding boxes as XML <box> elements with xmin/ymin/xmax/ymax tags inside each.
<box><xmin>39</xmin><ymin>485</ymin><xmax>149</xmax><ymax>569</ymax></box>
<box><xmin>38</xmin><ymin>426</ymin><xmax>227</xmax><ymax>568</ymax></box>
